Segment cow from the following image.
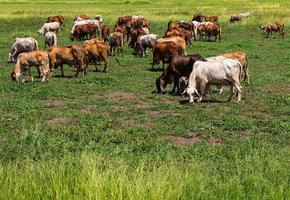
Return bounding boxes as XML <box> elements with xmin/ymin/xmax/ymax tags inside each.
<box><xmin>7</xmin><ymin>37</ymin><xmax>38</xmax><ymax>63</ymax></box>
<box><xmin>157</xmin><ymin>36</ymin><xmax>187</xmax><ymax>56</ymax></box>
<box><xmin>229</xmin><ymin>15</ymin><xmax>242</xmax><ymax>23</ymax></box>
<box><xmin>83</xmin><ymin>39</ymin><xmax>110</xmax><ymax>72</ymax></box>
<box><xmin>151</xmin><ymin>41</ymin><xmax>180</xmax><ymax>70</ymax></box>
<box><xmin>221</xmin><ymin>51</ymin><xmax>249</xmax><ymax>85</ymax></box>
<box><xmin>135</xmin><ymin>34</ymin><xmax>158</xmax><ymax>57</ymax></box>
<box><xmin>71</xmin><ymin>24</ymin><xmax>97</xmax><ymax>41</ymax></box>
<box><xmin>73</xmin><ymin>15</ymin><xmax>90</xmax><ymax>21</ymax></box>
<box><xmin>38</xmin><ymin>22</ymin><xmax>61</xmax><ymax>35</ymax></box>
<box><xmin>203</xmin><ymin>15</ymin><xmax>219</xmax><ymax>23</ymax></box>
<box><xmin>101</xmin><ymin>25</ymin><xmax>110</xmax><ymax>42</ymax></box>
<box><xmin>204</xmin><ymin>23</ymin><xmax>221</xmax><ymax>41</ymax></box>
<box><xmin>116</xmin><ymin>16</ymin><xmax>132</xmax><ymax>26</ymax></box>
<box><xmin>156</xmin><ymin>54</ymin><xmax>206</xmax><ymax>94</ymax></box>
<box><xmin>185</xmin><ymin>59</ymin><xmax>242</xmax><ymax>103</ymax></box>
<box><xmin>47</xmin><ymin>15</ymin><xmax>65</xmax><ymax>26</ymax></box>
<box><xmin>108</xmin><ymin>32</ymin><xmax>124</xmax><ymax>56</ymax></box>
<box><xmin>95</xmin><ymin>15</ymin><xmax>103</xmax><ymax>23</ymax></box>
<box><xmin>44</xmin><ymin>31</ymin><xmax>57</xmax><ymax>48</ymax></box>
<box><xmin>240</xmin><ymin>12</ymin><xmax>251</xmax><ymax>18</ymax></box>
<box><xmin>192</xmin><ymin>21</ymin><xmax>214</xmax><ymax>40</ymax></box>
<box><xmin>192</xmin><ymin>13</ymin><xmax>204</xmax><ymax>22</ymax></box>
<box><xmin>129</xmin><ymin>28</ymin><xmax>147</xmax><ymax>49</ymax></box>
<box><xmin>259</xmin><ymin>22</ymin><xmax>285</xmax><ymax>38</ymax></box>
<box><xmin>71</xmin><ymin>19</ymin><xmax>100</xmax><ymax>34</ymax></box>
<box><xmin>11</xmin><ymin>50</ymin><xmax>50</xmax><ymax>82</ymax></box>
<box><xmin>48</xmin><ymin>45</ymin><xmax>87</xmax><ymax>77</ymax></box>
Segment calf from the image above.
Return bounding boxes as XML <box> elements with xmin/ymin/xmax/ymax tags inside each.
<box><xmin>186</xmin><ymin>59</ymin><xmax>242</xmax><ymax>103</ymax></box>
<box><xmin>38</xmin><ymin>22</ymin><xmax>61</xmax><ymax>35</ymax></box>
<box><xmin>7</xmin><ymin>37</ymin><xmax>38</xmax><ymax>63</ymax></box>
<box><xmin>101</xmin><ymin>25</ymin><xmax>110</xmax><ymax>42</ymax></box>
<box><xmin>48</xmin><ymin>45</ymin><xmax>87</xmax><ymax>77</ymax></box>
<box><xmin>11</xmin><ymin>50</ymin><xmax>50</xmax><ymax>82</ymax></box>
<box><xmin>156</xmin><ymin>54</ymin><xmax>206</xmax><ymax>94</ymax></box>
<box><xmin>108</xmin><ymin>32</ymin><xmax>124</xmax><ymax>56</ymax></box>
<box><xmin>44</xmin><ymin>31</ymin><xmax>57</xmax><ymax>48</ymax></box>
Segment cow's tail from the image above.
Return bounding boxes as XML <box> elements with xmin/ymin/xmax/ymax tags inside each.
<box><xmin>218</xmin><ymin>25</ymin><xmax>221</xmax><ymax>42</ymax></box>
<box><xmin>35</xmin><ymin>40</ymin><xmax>39</xmax><ymax>50</ymax></box>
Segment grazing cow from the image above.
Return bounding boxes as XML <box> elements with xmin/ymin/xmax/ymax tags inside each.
<box><xmin>48</xmin><ymin>45</ymin><xmax>87</xmax><ymax>77</ymax></box>
<box><xmin>135</xmin><ymin>34</ymin><xmax>158</xmax><ymax>57</ymax></box>
<box><xmin>11</xmin><ymin>50</ymin><xmax>50</xmax><ymax>82</ymax></box>
<box><xmin>71</xmin><ymin>19</ymin><xmax>100</xmax><ymax>34</ymax></box>
<box><xmin>204</xmin><ymin>23</ymin><xmax>221</xmax><ymax>41</ymax></box>
<box><xmin>185</xmin><ymin>59</ymin><xmax>242</xmax><ymax>103</ymax></box>
<box><xmin>259</xmin><ymin>22</ymin><xmax>285</xmax><ymax>38</ymax></box>
<box><xmin>101</xmin><ymin>25</ymin><xmax>110</xmax><ymax>42</ymax></box>
<box><xmin>38</xmin><ymin>22</ymin><xmax>61</xmax><ymax>35</ymax></box>
<box><xmin>157</xmin><ymin>36</ymin><xmax>187</xmax><ymax>55</ymax></box>
<box><xmin>95</xmin><ymin>15</ymin><xmax>103</xmax><ymax>23</ymax></box>
<box><xmin>192</xmin><ymin>13</ymin><xmax>204</xmax><ymax>22</ymax></box>
<box><xmin>83</xmin><ymin>38</ymin><xmax>110</xmax><ymax>72</ymax></box>
<box><xmin>47</xmin><ymin>15</ymin><xmax>65</xmax><ymax>26</ymax></box>
<box><xmin>108</xmin><ymin>32</ymin><xmax>124</xmax><ymax>56</ymax></box>
<box><xmin>7</xmin><ymin>37</ymin><xmax>38</xmax><ymax>63</ymax></box>
<box><xmin>44</xmin><ymin>31</ymin><xmax>57</xmax><ymax>48</ymax></box>
<box><xmin>73</xmin><ymin>15</ymin><xmax>90</xmax><ymax>21</ymax></box>
<box><xmin>129</xmin><ymin>28</ymin><xmax>147</xmax><ymax>49</ymax></box>
<box><xmin>156</xmin><ymin>54</ymin><xmax>206</xmax><ymax>94</ymax></box>
<box><xmin>152</xmin><ymin>41</ymin><xmax>180</xmax><ymax>69</ymax></box>
<box><xmin>221</xmin><ymin>51</ymin><xmax>249</xmax><ymax>85</ymax></box>
<box><xmin>71</xmin><ymin>24</ymin><xmax>97</xmax><ymax>41</ymax></box>
<box><xmin>229</xmin><ymin>15</ymin><xmax>242</xmax><ymax>23</ymax></box>
<box><xmin>203</xmin><ymin>15</ymin><xmax>219</xmax><ymax>23</ymax></box>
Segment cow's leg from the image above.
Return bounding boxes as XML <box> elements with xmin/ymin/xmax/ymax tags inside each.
<box><xmin>197</xmin><ymin>82</ymin><xmax>206</xmax><ymax>102</ymax></box>
<box><xmin>60</xmin><ymin>65</ymin><xmax>64</xmax><ymax>77</ymax></box>
<box><xmin>233</xmin><ymin>82</ymin><xmax>242</xmax><ymax>103</ymax></box>
<box><xmin>171</xmin><ymin>77</ymin><xmax>179</xmax><ymax>95</ymax></box>
<box><xmin>28</xmin><ymin>68</ymin><xmax>33</xmax><ymax>82</ymax></box>
<box><xmin>228</xmin><ymin>85</ymin><xmax>234</xmax><ymax>102</ymax></box>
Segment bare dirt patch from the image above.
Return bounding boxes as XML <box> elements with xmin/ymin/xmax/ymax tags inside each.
<box><xmin>80</xmin><ymin>105</ymin><xmax>97</xmax><ymax>113</ymax></box>
<box><xmin>260</xmin><ymin>84</ymin><xmax>290</xmax><ymax>94</ymax></box>
<box><xmin>105</xmin><ymin>91</ymin><xmax>136</xmax><ymax>100</ymax></box>
<box><xmin>165</xmin><ymin>134</ymin><xmax>223</xmax><ymax>145</ymax></box>
<box><xmin>148</xmin><ymin>110</ymin><xmax>168</xmax><ymax>118</ymax></box>
<box><xmin>43</xmin><ymin>99</ymin><xmax>66</xmax><ymax>107</ymax></box>
<box><xmin>45</xmin><ymin>117</ymin><xmax>72</xmax><ymax>125</ymax></box>
<box><xmin>119</xmin><ymin>118</ymin><xmax>153</xmax><ymax>130</ymax></box>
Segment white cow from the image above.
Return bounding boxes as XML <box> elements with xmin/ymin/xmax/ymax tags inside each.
<box><xmin>240</xmin><ymin>12</ymin><xmax>251</xmax><ymax>18</ymax></box>
<box><xmin>7</xmin><ymin>37</ymin><xmax>38</xmax><ymax>63</ymax></box>
<box><xmin>186</xmin><ymin>58</ymin><xmax>242</xmax><ymax>103</ymax></box>
<box><xmin>71</xmin><ymin>19</ymin><xmax>100</xmax><ymax>34</ymax></box>
<box><xmin>135</xmin><ymin>34</ymin><xmax>158</xmax><ymax>57</ymax></box>
<box><xmin>38</xmin><ymin>22</ymin><xmax>61</xmax><ymax>35</ymax></box>
<box><xmin>95</xmin><ymin>15</ymin><xmax>103</xmax><ymax>23</ymax></box>
<box><xmin>44</xmin><ymin>31</ymin><xmax>57</xmax><ymax>48</ymax></box>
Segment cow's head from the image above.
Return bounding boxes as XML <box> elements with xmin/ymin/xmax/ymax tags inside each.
<box><xmin>7</xmin><ymin>53</ymin><xmax>15</xmax><ymax>63</ymax></box>
<box><xmin>11</xmin><ymin>70</ymin><xmax>21</xmax><ymax>81</ymax></box>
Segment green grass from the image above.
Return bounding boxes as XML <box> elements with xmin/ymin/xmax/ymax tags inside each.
<box><xmin>0</xmin><ymin>0</ymin><xmax>290</xmax><ymax>199</ymax></box>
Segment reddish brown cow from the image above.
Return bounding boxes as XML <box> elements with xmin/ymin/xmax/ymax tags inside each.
<box><xmin>101</xmin><ymin>25</ymin><xmax>110</xmax><ymax>42</ymax></box>
<box><xmin>129</xmin><ymin>28</ymin><xmax>146</xmax><ymax>49</ymax></box>
<box><xmin>47</xmin><ymin>15</ymin><xmax>65</xmax><ymax>26</ymax></box>
<box><xmin>204</xmin><ymin>23</ymin><xmax>221</xmax><ymax>41</ymax></box>
<box><xmin>229</xmin><ymin>15</ymin><xmax>242</xmax><ymax>23</ymax></box>
<box><xmin>71</xmin><ymin>24</ymin><xmax>97</xmax><ymax>41</ymax></box>
<box><xmin>192</xmin><ymin>13</ymin><xmax>204</xmax><ymax>22</ymax></box>
<box><xmin>259</xmin><ymin>22</ymin><xmax>285</xmax><ymax>38</ymax></box>
<box><xmin>73</xmin><ymin>15</ymin><xmax>90</xmax><ymax>21</ymax></box>
<box><xmin>204</xmin><ymin>15</ymin><xmax>219</xmax><ymax>23</ymax></box>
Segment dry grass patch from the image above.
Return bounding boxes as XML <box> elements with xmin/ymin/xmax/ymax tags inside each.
<box><xmin>80</xmin><ymin>105</ymin><xmax>97</xmax><ymax>113</ymax></box>
<box><xmin>163</xmin><ymin>134</ymin><xmax>223</xmax><ymax>146</ymax></box>
<box><xmin>45</xmin><ymin>117</ymin><xmax>72</xmax><ymax>125</ymax></box>
<box><xmin>42</xmin><ymin>99</ymin><xmax>67</xmax><ymax>107</ymax></box>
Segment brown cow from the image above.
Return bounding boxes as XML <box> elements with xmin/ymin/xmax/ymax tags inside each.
<box><xmin>108</xmin><ymin>32</ymin><xmax>124</xmax><ymax>56</ymax></box>
<box><xmin>129</xmin><ymin>28</ymin><xmax>146</xmax><ymax>48</ymax></box>
<box><xmin>116</xmin><ymin>16</ymin><xmax>132</xmax><ymax>26</ymax></box>
<box><xmin>192</xmin><ymin>13</ymin><xmax>204</xmax><ymax>22</ymax></box>
<box><xmin>229</xmin><ymin>15</ymin><xmax>242</xmax><ymax>23</ymax></box>
<box><xmin>11</xmin><ymin>50</ymin><xmax>50</xmax><ymax>82</ymax></box>
<box><xmin>48</xmin><ymin>45</ymin><xmax>87</xmax><ymax>77</ymax></box>
<box><xmin>47</xmin><ymin>15</ymin><xmax>65</xmax><ymax>26</ymax></box>
<box><xmin>101</xmin><ymin>25</ymin><xmax>110</xmax><ymax>42</ymax></box>
<box><xmin>221</xmin><ymin>51</ymin><xmax>249</xmax><ymax>85</ymax></box>
<box><xmin>74</xmin><ymin>15</ymin><xmax>90</xmax><ymax>21</ymax></box>
<box><xmin>259</xmin><ymin>22</ymin><xmax>285</xmax><ymax>38</ymax></box>
<box><xmin>152</xmin><ymin>41</ymin><xmax>180</xmax><ymax>70</ymax></box>
<box><xmin>203</xmin><ymin>15</ymin><xmax>219</xmax><ymax>23</ymax></box>
<box><xmin>83</xmin><ymin>39</ymin><xmax>110</xmax><ymax>72</ymax></box>
<box><xmin>156</xmin><ymin>54</ymin><xmax>206</xmax><ymax>94</ymax></box>
<box><xmin>157</xmin><ymin>36</ymin><xmax>187</xmax><ymax>56</ymax></box>
<box><xmin>204</xmin><ymin>23</ymin><xmax>221</xmax><ymax>41</ymax></box>
<box><xmin>71</xmin><ymin>24</ymin><xmax>97</xmax><ymax>41</ymax></box>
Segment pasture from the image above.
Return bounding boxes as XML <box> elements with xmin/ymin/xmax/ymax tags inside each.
<box><xmin>0</xmin><ymin>0</ymin><xmax>289</xmax><ymax>199</ymax></box>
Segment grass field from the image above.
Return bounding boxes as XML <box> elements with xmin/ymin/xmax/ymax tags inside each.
<box><xmin>0</xmin><ymin>0</ymin><xmax>289</xmax><ymax>199</ymax></box>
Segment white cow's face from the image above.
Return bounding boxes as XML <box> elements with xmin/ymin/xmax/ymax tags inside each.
<box><xmin>7</xmin><ymin>53</ymin><xmax>14</xmax><ymax>63</ymax></box>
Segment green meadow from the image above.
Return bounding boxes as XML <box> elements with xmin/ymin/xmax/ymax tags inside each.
<box><xmin>0</xmin><ymin>0</ymin><xmax>289</xmax><ymax>199</ymax></box>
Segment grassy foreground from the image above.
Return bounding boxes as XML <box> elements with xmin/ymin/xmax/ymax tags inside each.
<box><xmin>0</xmin><ymin>0</ymin><xmax>289</xmax><ymax>199</ymax></box>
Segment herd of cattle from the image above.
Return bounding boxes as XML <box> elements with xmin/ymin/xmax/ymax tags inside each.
<box><xmin>6</xmin><ymin>12</ymin><xmax>285</xmax><ymax>103</ymax></box>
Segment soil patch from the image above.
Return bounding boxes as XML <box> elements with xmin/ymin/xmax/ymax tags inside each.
<box><xmin>260</xmin><ymin>84</ymin><xmax>290</xmax><ymax>94</ymax></box>
<box><xmin>80</xmin><ymin>105</ymin><xmax>97</xmax><ymax>113</ymax></box>
<box><xmin>45</xmin><ymin>117</ymin><xmax>72</xmax><ymax>125</ymax></box>
<box><xmin>148</xmin><ymin>110</ymin><xmax>168</xmax><ymax>118</ymax></box>
<box><xmin>105</xmin><ymin>91</ymin><xmax>136</xmax><ymax>100</ymax></box>
<box><xmin>43</xmin><ymin>99</ymin><xmax>66</xmax><ymax>107</ymax></box>
<box><xmin>166</xmin><ymin>134</ymin><xmax>223</xmax><ymax>145</ymax></box>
